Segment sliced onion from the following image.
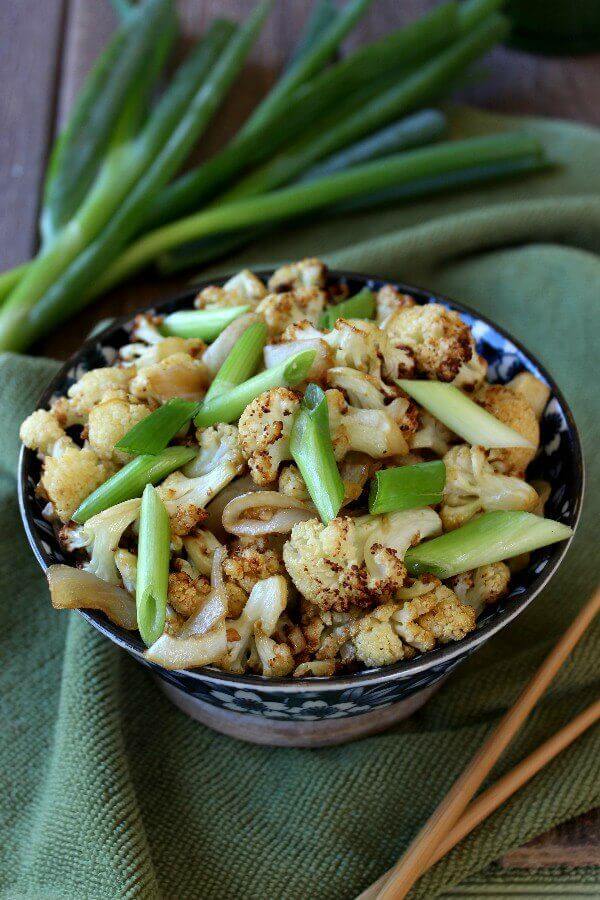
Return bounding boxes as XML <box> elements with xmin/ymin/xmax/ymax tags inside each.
<box><xmin>47</xmin><ymin>564</ymin><xmax>137</xmax><ymax>630</ymax></box>
<box><xmin>202</xmin><ymin>313</ymin><xmax>261</xmax><ymax>376</ymax></box>
<box><xmin>179</xmin><ymin>547</ymin><xmax>227</xmax><ymax>638</ymax></box>
<box><xmin>144</xmin><ymin>626</ymin><xmax>227</xmax><ymax>670</ymax></box>
<box><xmin>264</xmin><ymin>339</ymin><xmax>330</xmax><ymax>381</ymax></box>
<box><xmin>222</xmin><ymin>491</ymin><xmax>316</xmax><ymax>535</ymax></box>
<box><xmin>204</xmin><ymin>475</ymin><xmax>263</xmax><ymax>537</ymax></box>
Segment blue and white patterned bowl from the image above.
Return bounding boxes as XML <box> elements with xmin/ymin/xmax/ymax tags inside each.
<box><xmin>19</xmin><ymin>272</ymin><xmax>584</xmax><ymax>746</ymax></box>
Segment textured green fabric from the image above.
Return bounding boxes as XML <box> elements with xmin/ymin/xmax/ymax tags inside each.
<box><xmin>1</xmin><ymin>107</ymin><xmax>599</xmax><ymax>900</ymax></box>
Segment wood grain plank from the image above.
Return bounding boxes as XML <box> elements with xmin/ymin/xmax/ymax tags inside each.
<box><xmin>0</xmin><ymin>0</ymin><xmax>66</xmax><ymax>270</ymax></box>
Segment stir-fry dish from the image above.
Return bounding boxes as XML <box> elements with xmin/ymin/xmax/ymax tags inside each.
<box><xmin>21</xmin><ymin>259</ymin><xmax>572</xmax><ymax>678</ymax></box>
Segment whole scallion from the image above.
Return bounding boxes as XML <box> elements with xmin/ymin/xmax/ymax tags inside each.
<box><xmin>115</xmin><ymin>399</ymin><xmax>199</xmax><ymax>456</ymax></box>
<box><xmin>369</xmin><ymin>461</ymin><xmax>446</xmax><ymax>515</ymax></box>
<box><xmin>404</xmin><ymin>510</ymin><xmax>573</xmax><ymax>578</ymax></box>
<box><xmin>319</xmin><ymin>288</ymin><xmax>375</xmax><ymax>330</ymax></box>
<box><xmin>161</xmin><ymin>305</ymin><xmax>250</xmax><ymax>340</ymax></box>
<box><xmin>205</xmin><ymin>320</ymin><xmax>268</xmax><ymax>400</ymax></box>
<box><xmin>289</xmin><ymin>384</ymin><xmax>344</xmax><ymax>524</ymax></box>
<box><xmin>194</xmin><ymin>348</ymin><xmax>316</xmax><ymax>427</ymax></box>
<box><xmin>136</xmin><ymin>484</ymin><xmax>170</xmax><ymax>646</ymax></box>
<box><xmin>73</xmin><ymin>445</ymin><xmax>196</xmax><ymax>523</ymax></box>
<box><xmin>397</xmin><ymin>379</ymin><xmax>535</xmax><ymax>449</ymax></box>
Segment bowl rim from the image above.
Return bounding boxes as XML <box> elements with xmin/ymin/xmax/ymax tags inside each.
<box><xmin>18</xmin><ymin>269</ymin><xmax>585</xmax><ymax>693</ymax></box>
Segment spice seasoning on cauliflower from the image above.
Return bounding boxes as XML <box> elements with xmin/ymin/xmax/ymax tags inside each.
<box><xmin>22</xmin><ymin>259</ymin><xmax>559</xmax><ymax>678</ymax></box>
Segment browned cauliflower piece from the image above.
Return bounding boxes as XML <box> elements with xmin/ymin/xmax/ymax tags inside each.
<box><xmin>507</xmin><ymin>372</ymin><xmax>550</xmax><ymax>420</ymax></box>
<box><xmin>393</xmin><ymin>582</ymin><xmax>476</xmax><ymax>650</ymax></box>
<box><xmin>194</xmin><ymin>269</ymin><xmax>267</xmax><ymax>310</ymax></box>
<box><xmin>130</xmin><ymin>353</ymin><xmax>209</xmax><ymax>404</ymax></box>
<box><xmin>283</xmin><ymin>509</ymin><xmax>441</xmax><ymax>613</ymax></box>
<box><xmin>268</xmin><ymin>257</ymin><xmax>327</xmax><ymax>292</ymax></box>
<box><xmin>375</xmin><ymin>285</ymin><xmax>416</xmax><ymax>325</ymax></box>
<box><xmin>384</xmin><ymin>303</ymin><xmax>475</xmax><ymax>382</ymax></box>
<box><xmin>87</xmin><ymin>393</ymin><xmax>151</xmax><ymax>463</ymax></box>
<box><xmin>475</xmin><ymin>384</ymin><xmax>539</xmax><ymax>476</ymax></box>
<box><xmin>256</xmin><ymin>288</ymin><xmax>327</xmax><ymax>338</ymax></box>
<box><xmin>54</xmin><ymin>366</ymin><xmax>133</xmax><ymax>426</ymax></box>
<box><xmin>223</xmin><ymin>536</ymin><xmax>285</xmax><ymax>594</ymax></box>
<box><xmin>238</xmin><ymin>388</ymin><xmax>302</xmax><ymax>485</ymax></box>
<box><xmin>352</xmin><ymin>603</ymin><xmax>410</xmax><ymax>667</ymax></box>
<box><xmin>168</xmin><ymin>560</ymin><xmax>211</xmax><ymax>618</ymax></box>
<box><xmin>41</xmin><ymin>447</ymin><xmax>115</xmax><ymax>523</ymax></box>
<box><xmin>448</xmin><ymin>562</ymin><xmax>511</xmax><ymax>615</ymax></box>
<box><xmin>20</xmin><ymin>409</ymin><xmax>74</xmax><ymax>457</ymax></box>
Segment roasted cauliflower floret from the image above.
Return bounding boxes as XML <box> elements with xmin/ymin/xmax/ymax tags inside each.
<box><xmin>68</xmin><ymin>498</ymin><xmax>141</xmax><ymax>584</ymax></box>
<box><xmin>284</xmin><ymin>509</ymin><xmax>441</xmax><ymax>613</ymax></box>
<box><xmin>376</xmin><ymin>285</ymin><xmax>416</xmax><ymax>326</ymax></box>
<box><xmin>20</xmin><ymin>409</ymin><xmax>74</xmax><ymax>457</ymax></box>
<box><xmin>409</xmin><ymin>410</ymin><xmax>455</xmax><ymax>457</ymax></box>
<box><xmin>352</xmin><ymin>603</ymin><xmax>408</xmax><ymax>667</ymax></box>
<box><xmin>278</xmin><ymin>464</ymin><xmax>310</xmax><ymax>500</ymax></box>
<box><xmin>41</xmin><ymin>446</ymin><xmax>115</xmax><ymax>523</ymax></box>
<box><xmin>441</xmin><ymin>444</ymin><xmax>539</xmax><ymax>530</ymax></box>
<box><xmin>195</xmin><ymin>269</ymin><xmax>267</xmax><ymax>310</ymax></box>
<box><xmin>449</xmin><ymin>562</ymin><xmax>511</xmax><ymax>614</ymax></box>
<box><xmin>326</xmin><ymin>388</ymin><xmax>408</xmax><ymax>460</ymax></box>
<box><xmin>130</xmin><ymin>352</ymin><xmax>209</xmax><ymax>404</ymax></box>
<box><xmin>238</xmin><ymin>388</ymin><xmax>301</xmax><ymax>485</ymax></box>
<box><xmin>223</xmin><ymin>536</ymin><xmax>285</xmax><ymax>594</ymax></box>
<box><xmin>168</xmin><ymin>559</ymin><xmax>211</xmax><ymax>618</ymax></box>
<box><xmin>476</xmin><ymin>384</ymin><xmax>539</xmax><ymax>476</ymax></box>
<box><xmin>158</xmin><ymin>427</ymin><xmax>245</xmax><ymax>535</ymax></box>
<box><xmin>222</xmin><ymin>575</ymin><xmax>289</xmax><ymax>673</ymax></box>
<box><xmin>268</xmin><ymin>257</ymin><xmax>327</xmax><ymax>292</ymax></box>
<box><xmin>57</xmin><ymin>367</ymin><xmax>133</xmax><ymax>425</ymax></box>
<box><xmin>256</xmin><ymin>288</ymin><xmax>327</xmax><ymax>338</ymax></box>
<box><xmin>393</xmin><ymin>582</ymin><xmax>476</xmax><ymax>650</ymax></box>
<box><xmin>507</xmin><ymin>372</ymin><xmax>550</xmax><ymax>421</ymax></box>
<box><xmin>327</xmin><ymin>318</ymin><xmax>415</xmax><ymax>381</ymax></box>
<box><xmin>87</xmin><ymin>393</ymin><xmax>151</xmax><ymax>463</ymax></box>
<box><xmin>384</xmin><ymin>303</ymin><xmax>474</xmax><ymax>382</ymax></box>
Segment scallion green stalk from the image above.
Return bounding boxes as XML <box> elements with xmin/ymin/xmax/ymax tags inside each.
<box><xmin>397</xmin><ymin>379</ymin><xmax>536</xmax><ymax>449</ymax></box>
<box><xmin>319</xmin><ymin>288</ymin><xmax>375</xmax><ymax>330</ymax></box>
<box><xmin>194</xmin><ymin>348</ymin><xmax>316</xmax><ymax>427</ymax></box>
<box><xmin>136</xmin><ymin>484</ymin><xmax>170</xmax><ymax>646</ymax></box>
<box><xmin>289</xmin><ymin>383</ymin><xmax>344</xmax><ymax>524</ymax></box>
<box><xmin>369</xmin><ymin>461</ymin><xmax>446</xmax><ymax>515</ymax></box>
<box><xmin>115</xmin><ymin>398</ymin><xmax>199</xmax><ymax>456</ymax></box>
<box><xmin>93</xmin><ymin>133</ymin><xmax>544</xmax><ymax>294</ymax></box>
<box><xmin>287</xmin><ymin>0</ymin><xmax>338</xmax><ymax>69</ymax></box>
<box><xmin>404</xmin><ymin>510</ymin><xmax>573</xmax><ymax>578</ymax></box>
<box><xmin>73</xmin><ymin>445</ymin><xmax>196</xmax><ymax>523</ymax></box>
<box><xmin>205</xmin><ymin>320</ymin><xmax>268</xmax><ymax>400</ymax></box>
<box><xmin>161</xmin><ymin>305</ymin><xmax>250</xmax><ymax>340</ymax></box>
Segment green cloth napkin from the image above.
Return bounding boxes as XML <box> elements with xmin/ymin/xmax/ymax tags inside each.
<box><xmin>1</xmin><ymin>107</ymin><xmax>599</xmax><ymax>900</ymax></box>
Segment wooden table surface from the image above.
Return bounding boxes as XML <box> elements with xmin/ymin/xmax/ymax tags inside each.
<box><xmin>1</xmin><ymin>0</ymin><xmax>598</xmax><ymax>875</ymax></box>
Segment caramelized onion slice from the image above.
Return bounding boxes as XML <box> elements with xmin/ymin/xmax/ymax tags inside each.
<box><xmin>222</xmin><ymin>491</ymin><xmax>315</xmax><ymax>535</ymax></box>
<box><xmin>144</xmin><ymin>626</ymin><xmax>227</xmax><ymax>670</ymax></box>
<box><xmin>47</xmin><ymin>564</ymin><xmax>137</xmax><ymax>630</ymax></box>
<box><xmin>204</xmin><ymin>475</ymin><xmax>263</xmax><ymax>537</ymax></box>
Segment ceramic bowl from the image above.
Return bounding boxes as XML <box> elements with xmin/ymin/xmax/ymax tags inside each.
<box><xmin>19</xmin><ymin>271</ymin><xmax>584</xmax><ymax>747</ymax></box>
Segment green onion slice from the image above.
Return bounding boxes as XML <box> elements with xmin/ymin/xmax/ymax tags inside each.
<box><xmin>73</xmin><ymin>445</ymin><xmax>196</xmax><ymax>523</ymax></box>
<box><xmin>397</xmin><ymin>379</ymin><xmax>535</xmax><ymax>449</ymax></box>
<box><xmin>161</xmin><ymin>305</ymin><xmax>251</xmax><ymax>340</ymax></box>
<box><xmin>194</xmin><ymin>348</ymin><xmax>316</xmax><ymax>427</ymax></box>
<box><xmin>136</xmin><ymin>484</ymin><xmax>170</xmax><ymax>646</ymax></box>
<box><xmin>318</xmin><ymin>287</ymin><xmax>376</xmax><ymax>330</ymax></box>
<box><xmin>205</xmin><ymin>319</ymin><xmax>268</xmax><ymax>400</ymax></box>
<box><xmin>290</xmin><ymin>383</ymin><xmax>344</xmax><ymax>524</ymax></box>
<box><xmin>404</xmin><ymin>510</ymin><xmax>573</xmax><ymax>578</ymax></box>
<box><xmin>115</xmin><ymin>398</ymin><xmax>199</xmax><ymax>456</ymax></box>
<box><xmin>369</xmin><ymin>460</ymin><xmax>445</xmax><ymax>515</ymax></box>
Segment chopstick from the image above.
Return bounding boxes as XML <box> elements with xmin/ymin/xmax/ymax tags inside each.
<box><xmin>373</xmin><ymin>584</ymin><xmax>600</xmax><ymax>900</ymax></box>
<box><xmin>357</xmin><ymin>696</ymin><xmax>600</xmax><ymax>899</ymax></box>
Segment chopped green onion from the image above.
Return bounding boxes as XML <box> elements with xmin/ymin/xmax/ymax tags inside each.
<box><xmin>205</xmin><ymin>320</ymin><xmax>267</xmax><ymax>400</ymax></box>
<box><xmin>287</xmin><ymin>0</ymin><xmax>338</xmax><ymax>69</ymax></box>
<box><xmin>194</xmin><ymin>348</ymin><xmax>316</xmax><ymax>427</ymax></box>
<box><xmin>136</xmin><ymin>484</ymin><xmax>170</xmax><ymax>646</ymax></box>
<box><xmin>369</xmin><ymin>461</ymin><xmax>446</xmax><ymax>515</ymax></box>
<box><xmin>161</xmin><ymin>305</ymin><xmax>250</xmax><ymax>340</ymax></box>
<box><xmin>72</xmin><ymin>445</ymin><xmax>196</xmax><ymax>524</ymax></box>
<box><xmin>404</xmin><ymin>510</ymin><xmax>573</xmax><ymax>578</ymax></box>
<box><xmin>319</xmin><ymin>288</ymin><xmax>375</xmax><ymax>330</ymax></box>
<box><xmin>397</xmin><ymin>379</ymin><xmax>536</xmax><ymax>449</ymax></box>
<box><xmin>115</xmin><ymin>398</ymin><xmax>199</xmax><ymax>456</ymax></box>
<box><xmin>290</xmin><ymin>383</ymin><xmax>344</xmax><ymax>524</ymax></box>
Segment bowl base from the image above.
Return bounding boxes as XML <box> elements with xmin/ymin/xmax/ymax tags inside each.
<box><xmin>156</xmin><ymin>677</ymin><xmax>445</xmax><ymax>747</ymax></box>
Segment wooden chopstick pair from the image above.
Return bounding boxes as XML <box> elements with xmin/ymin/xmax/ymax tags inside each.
<box><xmin>357</xmin><ymin>584</ymin><xmax>600</xmax><ymax>900</ymax></box>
